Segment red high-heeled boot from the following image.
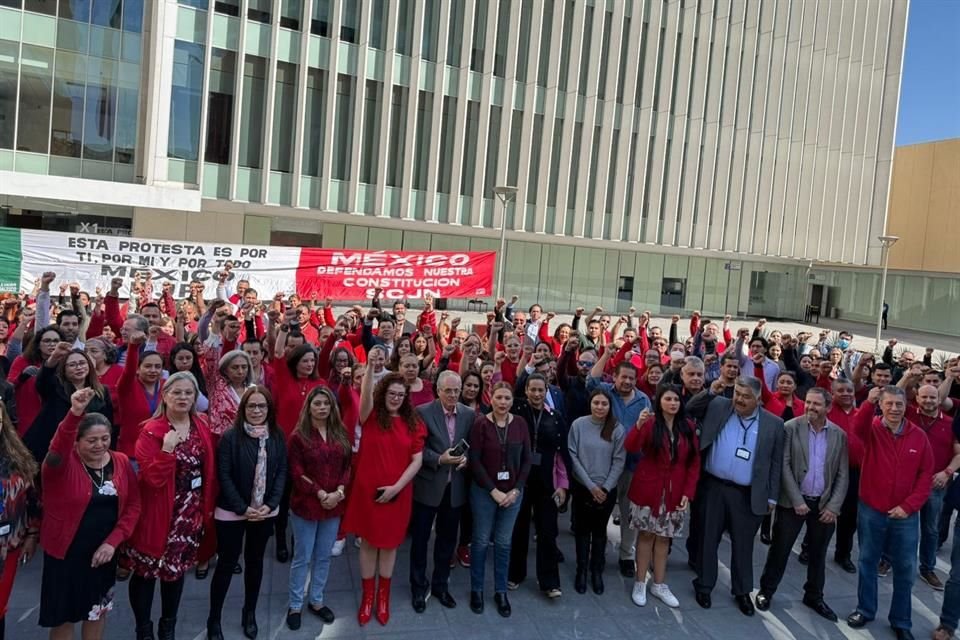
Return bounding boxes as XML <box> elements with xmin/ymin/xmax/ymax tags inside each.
<box><xmin>375</xmin><ymin>576</ymin><xmax>392</xmax><ymax>625</ymax></box>
<box><xmin>357</xmin><ymin>577</ymin><xmax>375</xmax><ymax>626</ymax></box>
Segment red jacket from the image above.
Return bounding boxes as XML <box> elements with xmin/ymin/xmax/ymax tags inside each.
<box><xmin>270</xmin><ymin>357</ymin><xmax>326</xmax><ymax>439</ymax></box>
<box><xmin>857</xmin><ymin>413</ymin><xmax>934</xmax><ymax>515</ymax></box>
<box><xmin>127</xmin><ymin>414</ymin><xmax>217</xmax><ymax>558</ymax></box>
<box><xmin>7</xmin><ymin>355</ymin><xmax>41</xmax><ymax>435</ymax></box>
<box><xmin>40</xmin><ymin>412</ymin><xmax>141</xmax><ymax>559</ymax></box>
<box><xmin>116</xmin><ymin>346</ymin><xmax>161</xmax><ymax>457</ymax></box>
<box><xmin>828</xmin><ymin>402</ymin><xmax>874</xmax><ymax>469</ymax></box>
<box><xmin>625</xmin><ymin>418</ymin><xmax>700</xmax><ymax>515</ymax></box>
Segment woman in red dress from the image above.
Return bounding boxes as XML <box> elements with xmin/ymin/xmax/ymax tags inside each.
<box><xmin>342</xmin><ymin>365</ymin><xmax>426</xmax><ymax>627</ymax></box>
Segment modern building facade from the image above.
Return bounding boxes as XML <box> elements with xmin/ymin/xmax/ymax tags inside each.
<box><xmin>3</xmin><ymin>0</ymin><xmax>953</xmax><ymax>335</ymax></box>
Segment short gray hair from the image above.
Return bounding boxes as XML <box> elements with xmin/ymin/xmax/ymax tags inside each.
<box><xmin>126</xmin><ymin>313</ymin><xmax>149</xmax><ymax>333</ymax></box>
<box><xmin>734</xmin><ymin>376</ymin><xmax>762</xmax><ymax>399</ymax></box>
<box><xmin>806</xmin><ymin>386</ymin><xmax>832</xmax><ymax>407</ymax></box>
<box><xmin>437</xmin><ymin>370</ymin><xmax>462</xmax><ymax>391</ymax></box>
<box><xmin>155</xmin><ymin>370</ymin><xmax>200</xmax><ymax>417</ymax></box>
<box><xmin>682</xmin><ymin>356</ymin><xmax>704</xmax><ymax>371</ymax></box>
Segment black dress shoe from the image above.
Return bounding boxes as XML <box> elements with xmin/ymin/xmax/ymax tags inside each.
<box><xmin>836</xmin><ymin>557</ymin><xmax>857</xmax><ymax>574</ymax></box>
<box><xmin>470</xmin><ymin>591</ymin><xmax>484</xmax><ymax>614</ymax></box>
<box><xmin>431</xmin><ymin>590</ymin><xmax>457</xmax><ymax>609</ymax></box>
<box><xmin>735</xmin><ymin>595</ymin><xmax>755</xmax><ymax>616</ymax></box>
<box><xmin>242</xmin><ymin>609</ymin><xmax>258</xmax><ymax>639</ymax></box>
<box><xmin>802</xmin><ymin>597</ymin><xmax>838</xmax><ymax>622</ymax></box>
<box><xmin>590</xmin><ymin>571</ymin><xmax>604</xmax><ymax>595</ymax></box>
<box><xmin>619</xmin><ymin>560</ymin><xmax>636</xmax><ymax>578</ymax></box>
<box><xmin>206</xmin><ymin>620</ymin><xmax>224</xmax><ymax>640</ymax></box>
<box><xmin>307</xmin><ymin>605</ymin><xmax>335</xmax><ymax>624</ymax></box>
<box><xmin>847</xmin><ymin>612</ymin><xmax>869</xmax><ymax>628</ymax></box>
<box><xmin>574</xmin><ymin>570</ymin><xmax>587</xmax><ymax>594</ymax></box>
<box><xmin>276</xmin><ymin>545</ymin><xmax>289</xmax><ymax>564</ymax></box>
<box><xmin>798</xmin><ymin>549</ymin><xmax>809</xmax><ymax>565</ymax></box>
<box><xmin>760</xmin><ymin>532</ymin><xmax>772</xmax><ymax>545</ymax></box>
<box><xmin>233</xmin><ymin>564</ymin><xmax>243</xmax><ymax>575</ymax></box>
<box><xmin>494</xmin><ymin>592</ymin><xmax>511</xmax><ymax>618</ymax></box>
<box><xmin>695</xmin><ymin>592</ymin><xmax>712</xmax><ymax>609</ymax></box>
<box><xmin>285</xmin><ymin>611</ymin><xmax>301</xmax><ymax>631</ymax></box>
<box><xmin>893</xmin><ymin>628</ymin><xmax>915</xmax><ymax>640</ymax></box>
<box><xmin>412</xmin><ymin>592</ymin><xmax>428</xmax><ymax>613</ymax></box>
<box><xmin>754</xmin><ymin>592</ymin><xmax>771</xmax><ymax>611</ymax></box>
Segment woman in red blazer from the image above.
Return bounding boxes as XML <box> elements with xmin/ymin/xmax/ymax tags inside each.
<box><xmin>121</xmin><ymin>371</ymin><xmax>217</xmax><ymax>640</ymax></box>
<box><xmin>39</xmin><ymin>388</ymin><xmax>141</xmax><ymax>639</ymax></box>
<box><xmin>624</xmin><ymin>384</ymin><xmax>700</xmax><ymax>609</ymax></box>
<box><xmin>116</xmin><ymin>331</ymin><xmax>165</xmax><ymax>458</ymax></box>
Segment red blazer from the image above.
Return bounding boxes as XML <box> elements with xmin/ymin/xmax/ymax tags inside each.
<box><xmin>116</xmin><ymin>346</ymin><xmax>161</xmax><ymax>457</ymax></box>
<box><xmin>625</xmin><ymin>417</ymin><xmax>700</xmax><ymax>516</ymax></box>
<box><xmin>40</xmin><ymin>412</ymin><xmax>141</xmax><ymax>559</ymax></box>
<box><xmin>126</xmin><ymin>414</ymin><xmax>217</xmax><ymax>558</ymax></box>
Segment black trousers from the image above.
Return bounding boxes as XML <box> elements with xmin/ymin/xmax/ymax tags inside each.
<box><xmin>760</xmin><ymin>499</ymin><xmax>835</xmax><ymax>600</ymax></box>
<box><xmin>834</xmin><ymin>468</ymin><xmax>860</xmax><ymax>561</ymax></box>
<box><xmin>694</xmin><ymin>475</ymin><xmax>764</xmax><ymax>597</ymax></box>
<box><xmin>509</xmin><ymin>471</ymin><xmax>560</xmax><ymax>590</ymax></box>
<box><xmin>686</xmin><ymin>473</ymin><xmax>707</xmax><ymax>571</ymax></box>
<box><xmin>209</xmin><ymin>518</ymin><xmax>274</xmax><ymax>622</ymax></box>
<box><xmin>458</xmin><ymin>476</ymin><xmax>473</xmax><ymax>547</ymax></box>
<box><xmin>571</xmin><ymin>483</ymin><xmax>617</xmax><ymax>573</ymax></box>
<box><xmin>409</xmin><ymin>485</ymin><xmax>462</xmax><ymax>595</ymax></box>
<box><xmin>129</xmin><ymin>574</ymin><xmax>185</xmax><ymax>627</ymax></box>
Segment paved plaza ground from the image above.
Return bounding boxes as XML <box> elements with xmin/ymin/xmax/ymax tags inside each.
<box><xmin>8</xmin><ymin>509</ymin><xmax>956</xmax><ymax>640</ymax></box>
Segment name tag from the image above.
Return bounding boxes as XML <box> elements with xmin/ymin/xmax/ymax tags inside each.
<box><xmin>735</xmin><ymin>447</ymin><xmax>752</xmax><ymax>461</ymax></box>
<box><xmin>530</xmin><ymin>452</ymin><xmax>542</xmax><ymax>466</ymax></box>
<box><xmin>497</xmin><ymin>471</ymin><xmax>511</xmax><ymax>481</ymax></box>
<box><xmin>191</xmin><ymin>476</ymin><xmax>203</xmax><ymax>490</ymax></box>
<box><xmin>0</xmin><ymin>523</ymin><xmax>10</xmax><ymax>537</ymax></box>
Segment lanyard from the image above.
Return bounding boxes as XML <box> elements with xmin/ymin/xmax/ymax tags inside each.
<box><xmin>494</xmin><ymin>418</ymin><xmax>509</xmax><ymax>470</ymax></box>
<box><xmin>737</xmin><ymin>415</ymin><xmax>757</xmax><ymax>446</ymax></box>
<box><xmin>532</xmin><ymin>409</ymin><xmax>543</xmax><ymax>448</ymax></box>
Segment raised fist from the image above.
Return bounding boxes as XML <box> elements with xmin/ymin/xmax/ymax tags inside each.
<box><xmin>574</xmin><ymin>307</ymin><xmax>585</xmax><ymax>317</ymax></box>
<box><xmin>128</xmin><ymin>330</ymin><xmax>146</xmax><ymax>346</ymax></box>
<box><xmin>510</xmin><ymin>295</ymin><xmax>519</xmax><ymax>304</ymax></box>
<box><xmin>70</xmin><ymin>388</ymin><xmax>96</xmax><ymax>416</ymax></box>
<box><xmin>671</xmin><ymin>315</ymin><xmax>680</xmax><ymax>323</ymax></box>
<box><xmin>41</xmin><ymin>272</ymin><xmax>57</xmax><ymax>286</ymax></box>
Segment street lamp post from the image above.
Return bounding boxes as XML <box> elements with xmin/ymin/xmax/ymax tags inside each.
<box><xmin>874</xmin><ymin>235</ymin><xmax>899</xmax><ymax>353</ymax></box>
<box><xmin>493</xmin><ymin>185</ymin><xmax>518</xmax><ymax>301</ymax></box>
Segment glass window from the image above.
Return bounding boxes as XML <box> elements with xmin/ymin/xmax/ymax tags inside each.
<box><xmin>506</xmin><ymin>108</ymin><xmax>522</xmax><ymax>186</ymax></box>
<box><xmin>526</xmin><ymin>114</ymin><xmax>543</xmax><ymax>204</ymax></box>
<box><xmin>653</xmin><ymin>26</ymin><xmax>667</xmax><ymax>110</ymax></box>
<box><xmin>340</xmin><ymin>0</ymin><xmax>359</xmax><ymax>43</ymax></box>
<box><xmin>238</xmin><ymin>55</ymin><xmax>266</xmax><ymax>169</ymax></box>
<box><xmin>604</xmin><ymin>129</ymin><xmax>620</xmax><ymax>213</ymax></box>
<box><xmin>421</xmin><ymin>0</ymin><xmax>440</xmax><ymax>61</ymax></box>
<box><xmin>577</xmin><ymin>6</ymin><xmax>593</xmax><ymax>96</ymax></box>
<box><xmin>597</xmin><ymin>11</ymin><xmax>612</xmax><ymax>99</ymax></box>
<box><xmin>271</xmin><ymin>62</ymin><xmax>296</xmax><ymax>172</ymax></box>
<box><xmin>586</xmin><ymin>125</ymin><xmax>601</xmax><ymax>209</ymax></box>
<box><xmin>205</xmin><ymin>48</ymin><xmax>235</xmax><ymax>165</ymax></box>
<box><xmin>470</xmin><ymin>0</ymin><xmax>488</xmax><ymax>72</ymax></box>
<box><xmin>482</xmin><ymin>105</ymin><xmax>501</xmax><ymax>198</ymax></box>
<box><xmin>17</xmin><ymin>45</ymin><xmax>54</xmax><ymax>153</ymax></box>
<box><xmin>247</xmin><ymin>0</ymin><xmax>270</xmax><ymax>24</ymax></box>
<box><xmin>214</xmin><ymin>0</ymin><xmax>240</xmax><ymax>17</ymax></box>
<box><xmin>396</xmin><ymin>0</ymin><xmax>413</xmax><ymax>55</ymax></box>
<box><xmin>177</xmin><ymin>0</ymin><xmax>206</xmax><ymax>9</ymax></box>
<box><xmin>557</xmin><ymin>1</ymin><xmax>574</xmax><ymax>91</ymax></box>
<box><xmin>436</xmin><ymin>95</ymin><xmax>455</xmax><ymax>193</ymax></box>
<box><xmin>301</xmin><ymin>68</ymin><xmax>326</xmax><ymax>176</ymax></box>
<box><xmin>168</xmin><ymin>40</ymin><xmax>204</xmax><ymax>160</ymax></box>
<box><xmin>446</xmin><ymin>0</ymin><xmax>465</xmax><ymax>66</ymax></box>
<box><xmin>515</xmin><ymin>0</ymin><xmax>532</xmax><ymax>82</ymax></box>
<box><xmin>622</xmin><ymin>132</ymin><xmax>639</xmax><ymax>238</ymax></box>
<box><xmin>369</xmin><ymin>0</ymin><xmax>386</xmax><ymax>50</ymax></box>
<box><xmin>616</xmin><ymin>16</ymin><xmax>630</xmax><ymax>102</ymax></box>
<box><xmin>0</xmin><ymin>40</ymin><xmax>19</xmax><ymax>150</ymax></box>
<box><xmin>460</xmin><ymin>100</ymin><xmax>479</xmax><ymax>195</ymax></box>
<box><xmin>310</xmin><ymin>0</ymin><xmax>329</xmax><ymax>36</ymax></box>
<box><xmin>91</xmin><ymin>0</ymin><xmax>122</xmax><ymax>27</ymax></box>
<box><xmin>386</xmin><ymin>85</ymin><xmax>407</xmax><ymax>187</ymax></box>
<box><xmin>536</xmin><ymin>0</ymin><xmax>553</xmax><ymax>88</ymax></box>
<box><xmin>634</xmin><ymin>21</ymin><xmax>649</xmax><ymax>104</ymax></box>
<box><xmin>59</xmin><ymin>0</ymin><xmax>91</xmax><ymax>21</ymax></box>
<box><xmin>359</xmin><ymin>79</ymin><xmax>382</xmax><ymax>183</ymax></box>
<box><xmin>122</xmin><ymin>0</ymin><xmax>143</xmax><ymax>32</ymax></box>
<box><xmin>82</xmin><ymin>58</ymin><xmax>117</xmax><ymax>160</ymax></box>
<box><xmin>546</xmin><ymin>117</ymin><xmax>563</xmax><ymax>207</ymax></box>
<box><xmin>24</xmin><ymin>0</ymin><xmax>56</xmax><ymax>16</ymax></box>
<box><xmin>331</xmin><ymin>74</ymin><xmax>353</xmax><ymax>180</ymax></box>
<box><xmin>50</xmin><ymin>50</ymin><xmax>86</xmax><ymax>158</ymax></box>
<box><xmin>114</xmin><ymin>67</ymin><xmax>137</xmax><ymax>164</ymax></box>
<box><xmin>566</xmin><ymin>121</ymin><xmax>583</xmax><ymax>204</ymax></box>
<box><xmin>493</xmin><ymin>0</ymin><xmax>510</xmax><ymax>78</ymax></box>
<box><xmin>412</xmin><ymin>90</ymin><xmax>432</xmax><ymax>190</ymax></box>
<box><xmin>280</xmin><ymin>0</ymin><xmax>300</xmax><ymax>30</ymax></box>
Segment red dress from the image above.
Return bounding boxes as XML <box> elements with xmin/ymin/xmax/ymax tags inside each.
<box><xmin>342</xmin><ymin>414</ymin><xmax>426</xmax><ymax>548</ymax></box>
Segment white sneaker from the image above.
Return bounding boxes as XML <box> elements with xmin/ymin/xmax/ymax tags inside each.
<box><xmin>631</xmin><ymin>580</ymin><xmax>647</xmax><ymax>607</ymax></box>
<box><xmin>331</xmin><ymin>538</ymin><xmax>346</xmax><ymax>557</ymax></box>
<box><xmin>649</xmin><ymin>582</ymin><xmax>679</xmax><ymax>608</ymax></box>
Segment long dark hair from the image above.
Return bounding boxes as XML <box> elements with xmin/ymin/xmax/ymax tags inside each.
<box><xmin>23</xmin><ymin>325</ymin><xmax>62</xmax><ymax>363</ymax></box>
<box><xmin>233</xmin><ymin>385</ymin><xmax>282</xmax><ymax>438</ymax></box>
<box><xmin>170</xmin><ymin>342</ymin><xmax>208</xmax><ymax>397</ymax></box>
<box><xmin>373</xmin><ymin>372</ymin><xmax>420</xmax><ymax>433</ymax></box>
<box><xmin>295</xmin><ymin>386</ymin><xmax>352</xmax><ymax>456</ymax></box>
<box><xmin>286</xmin><ymin>344</ymin><xmax>318</xmax><ymax>380</ymax></box>
<box><xmin>649</xmin><ymin>384</ymin><xmax>695</xmax><ymax>463</ymax></box>
<box><xmin>587</xmin><ymin>388</ymin><xmax>618</xmax><ymax>442</ymax></box>
<box><xmin>57</xmin><ymin>349</ymin><xmax>105</xmax><ymax>399</ymax></box>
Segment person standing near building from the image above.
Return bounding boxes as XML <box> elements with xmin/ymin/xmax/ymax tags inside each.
<box><xmin>847</xmin><ymin>386</ymin><xmax>933</xmax><ymax>640</ymax></box>
<box><xmin>755</xmin><ymin>387</ymin><xmax>848</xmax><ymax>621</ymax></box>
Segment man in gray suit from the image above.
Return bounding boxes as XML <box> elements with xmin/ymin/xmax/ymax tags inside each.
<box><xmin>410</xmin><ymin>371</ymin><xmax>476</xmax><ymax>612</ymax></box>
<box><xmin>686</xmin><ymin>376</ymin><xmax>785</xmax><ymax>615</ymax></box>
<box><xmin>755</xmin><ymin>387</ymin><xmax>848</xmax><ymax>621</ymax></box>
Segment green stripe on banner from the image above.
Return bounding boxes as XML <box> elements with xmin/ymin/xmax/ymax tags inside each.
<box><xmin>0</xmin><ymin>227</ymin><xmax>21</xmax><ymax>293</ymax></box>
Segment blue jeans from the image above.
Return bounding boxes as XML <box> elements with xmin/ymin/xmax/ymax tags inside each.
<box><xmin>856</xmin><ymin>502</ymin><xmax>919</xmax><ymax>630</ymax></box>
<box><xmin>470</xmin><ymin>484</ymin><xmax>522</xmax><ymax>594</ymax></box>
<box><xmin>921</xmin><ymin>487</ymin><xmax>946</xmax><ymax>573</ymax></box>
<box><xmin>940</xmin><ymin>513</ymin><xmax>960</xmax><ymax>630</ymax></box>
<box><xmin>288</xmin><ymin>513</ymin><xmax>340</xmax><ymax>611</ymax></box>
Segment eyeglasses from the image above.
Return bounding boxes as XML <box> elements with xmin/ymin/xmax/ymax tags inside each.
<box><xmin>439</xmin><ymin>387</ymin><xmax>461</xmax><ymax>394</ymax></box>
<box><xmin>577</xmin><ymin>360</ymin><xmax>594</xmax><ymax>367</ymax></box>
<box><xmin>166</xmin><ymin>390</ymin><xmax>195</xmax><ymax>398</ymax></box>
<box><xmin>386</xmin><ymin>391</ymin><xmax>407</xmax><ymax>399</ymax></box>
<box><xmin>247</xmin><ymin>402</ymin><xmax>269</xmax><ymax>410</ymax></box>
<box><xmin>64</xmin><ymin>361</ymin><xmax>87</xmax><ymax>368</ymax></box>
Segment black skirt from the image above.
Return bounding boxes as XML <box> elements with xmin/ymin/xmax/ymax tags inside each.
<box><xmin>39</xmin><ymin>467</ymin><xmax>119</xmax><ymax>627</ymax></box>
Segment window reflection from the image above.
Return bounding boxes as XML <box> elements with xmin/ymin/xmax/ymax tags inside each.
<box><xmin>17</xmin><ymin>45</ymin><xmax>54</xmax><ymax>154</ymax></box>
<box><xmin>50</xmin><ymin>50</ymin><xmax>86</xmax><ymax>158</ymax></box>
<box><xmin>91</xmin><ymin>0</ymin><xmax>122</xmax><ymax>28</ymax></box>
<box><xmin>271</xmin><ymin>62</ymin><xmax>296</xmax><ymax>173</ymax></box>
<box><xmin>205</xmin><ymin>48</ymin><xmax>235</xmax><ymax>165</ymax></box>
<box><xmin>301</xmin><ymin>68</ymin><xmax>326</xmax><ymax>177</ymax></box>
<box><xmin>238</xmin><ymin>55</ymin><xmax>266</xmax><ymax>169</ymax></box>
<box><xmin>0</xmin><ymin>41</ymin><xmax>19</xmax><ymax>150</ymax></box>
<box><xmin>168</xmin><ymin>40</ymin><xmax>204</xmax><ymax>161</ymax></box>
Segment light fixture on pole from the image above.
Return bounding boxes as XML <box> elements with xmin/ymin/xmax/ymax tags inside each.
<box><xmin>874</xmin><ymin>234</ymin><xmax>899</xmax><ymax>353</ymax></box>
<box><xmin>493</xmin><ymin>185</ymin><xmax>518</xmax><ymax>301</ymax></box>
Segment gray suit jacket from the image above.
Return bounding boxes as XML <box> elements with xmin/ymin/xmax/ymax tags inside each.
<box><xmin>414</xmin><ymin>401</ymin><xmax>476</xmax><ymax>508</ymax></box>
<box><xmin>687</xmin><ymin>390</ymin><xmax>786</xmax><ymax>516</ymax></box>
<box><xmin>779</xmin><ymin>416</ymin><xmax>849</xmax><ymax>514</ymax></box>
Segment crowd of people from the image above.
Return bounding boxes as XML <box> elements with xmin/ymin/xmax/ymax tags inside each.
<box><xmin>0</xmin><ymin>267</ymin><xmax>958</xmax><ymax>640</ymax></box>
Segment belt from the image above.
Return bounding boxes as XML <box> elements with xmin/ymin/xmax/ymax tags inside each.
<box><xmin>707</xmin><ymin>473</ymin><xmax>750</xmax><ymax>490</ymax></box>
<box><xmin>802</xmin><ymin>495</ymin><xmax>822</xmax><ymax>502</ymax></box>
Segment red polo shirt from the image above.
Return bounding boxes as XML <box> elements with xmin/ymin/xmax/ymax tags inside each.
<box><xmin>907</xmin><ymin>405</ymin><xmax>956</xmax><ymax>473</ymax></box>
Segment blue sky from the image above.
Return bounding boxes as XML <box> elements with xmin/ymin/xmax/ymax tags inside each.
<box><xmin>896</xmin><ymin>0</ymin><xmax>960</xmax><ymax>146</ymax></box>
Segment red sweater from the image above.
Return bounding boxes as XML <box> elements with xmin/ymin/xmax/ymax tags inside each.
<box><xmin>856</xmin><ymin>414</ymin><xmax>934</xmax><ymax>515</ymax></box>
<box><xmin>116</xmin><ymin>347</ymin><xmax>161</xmax><ymax>457</ymax></box>
<box><xmin>828</xmin><ymin>402</ymin><xmax>874</xmax><ymax>469</ymax></box>
<box><xmin>127</xmin><ymin>415</ymin><xmax>217</xmax><ymax>558</ymax></box>
<box><xmin>625</xmin><ymin>418</ymin><xmax>700</xmax><ymax>515</ymax></box>
<box><xmin>40</xmin><ymin>412</ymin><xmax>141</xmax><ymax>559</ymax></box>
<box><xmin>907</xmin><ymin>405</ymin><xmax>956</xmax><ymax>473</ymax></box>
<box><xmin>287</xmin><ymin>428</ymin><xmax>353</xmax><ymax>521</ymax></box>
<box><xmin>270</xmin><ymin>359</ymin><xmax>326</xmax><ymax>439</ymax></box>
<box><xmin>7</xmin><ymin>355</ymin><xmax>41</xmax><ymax>435</ymax></box>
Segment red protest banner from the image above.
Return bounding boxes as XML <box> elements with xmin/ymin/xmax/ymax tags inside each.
<box><xmin>295</xmin><ymin>249</ymin><xmax>496</xmax><ymax>300</ymax></box>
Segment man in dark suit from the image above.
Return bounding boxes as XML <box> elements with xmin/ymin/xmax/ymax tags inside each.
<box><xmin>755</xmin><ymin>387</ymin><xmax>848</xmax><ymax>621</ymax></box>
<box><xmin>410</xmin><ymin>371</ymin><xmax>476</xmax><ymax>612</ymax></box>
<box><xmin>686</xmin><ymin>376</ymin><xmax>785</xmax><ymax>615</ymax></box>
